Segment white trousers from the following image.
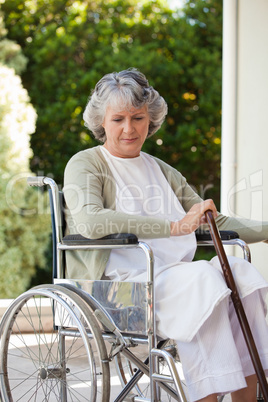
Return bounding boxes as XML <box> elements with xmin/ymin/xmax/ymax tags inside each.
<box><xmin>176</xmin><ymin>290</ymin><xmax>268</xmax><ymax>401</ymax></box>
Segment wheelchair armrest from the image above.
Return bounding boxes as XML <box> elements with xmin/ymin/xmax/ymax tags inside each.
<box><xmin>195</xmin><ymin>229</ymin><xmax>239</xmax><ymax>242</ymax></box>
<box><xmin>62</xmin><ymin>233</ymin><xmax>138</xmax><ymax>246</ymax></box>
<box><xmin>63</xmin><ymin>230</ymin><xmax>239</xmax><ymax>244</ymax></box>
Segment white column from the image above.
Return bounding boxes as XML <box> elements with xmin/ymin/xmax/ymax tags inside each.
<box><xmin>235</xmin><ymin>0</ymin><xmax>268</xmax><ymax>279</ymax></box>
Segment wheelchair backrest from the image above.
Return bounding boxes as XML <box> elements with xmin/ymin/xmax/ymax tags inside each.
<box><xmin>48</xmin><ymin>189</ymin><xmax>66</xmax><ymax>279</ymax></box>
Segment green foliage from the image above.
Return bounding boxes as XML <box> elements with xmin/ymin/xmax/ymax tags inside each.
<box><xmin>0</xmin><ymin>21</ymin><xmax>51</xmax><ymax>297</ymax></box>
<box><xmin>0</xmin><ymin>173</ymin><xmax>50</xmax><ymax>298</ymax></box>
<box><xmin>1</xmin><ymin>0</ymin><xmax>223</xmax><ymax>207</ymax></box>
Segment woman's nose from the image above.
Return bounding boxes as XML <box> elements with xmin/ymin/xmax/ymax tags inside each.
<box><xmin>123</xmin><ymin>118</ymin><xmax>134</xmax><ymax>134</ymax></box>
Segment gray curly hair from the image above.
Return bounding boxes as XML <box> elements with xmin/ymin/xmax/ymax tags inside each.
<box><xmin>83</xmin><ymin>68</ymin><xmax>168</xmax><ymax>142</ymax></box>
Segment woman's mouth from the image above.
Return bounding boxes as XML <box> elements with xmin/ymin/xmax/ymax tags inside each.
<box><xmin>122</xmin><ymin>138</ymin><xmax>138</xmax><ymax>143</ymax></box>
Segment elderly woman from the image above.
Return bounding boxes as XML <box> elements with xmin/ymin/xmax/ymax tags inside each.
<box><xmin>64</xmin><ymin>68</ymin><xmax>268</xmax><ymax>402</ymax></box>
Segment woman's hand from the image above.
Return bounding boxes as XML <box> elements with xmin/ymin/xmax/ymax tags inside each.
<box><xmin>170</xmin><ymin>199</ymin><xmax>218</xmax><ymax>236</ymax></box>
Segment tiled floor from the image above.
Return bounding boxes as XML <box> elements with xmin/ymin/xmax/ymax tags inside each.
<box><xmin>2</xmin><ymin>334</ymin><xmax>234</xmax><ymax>401</ymax></box>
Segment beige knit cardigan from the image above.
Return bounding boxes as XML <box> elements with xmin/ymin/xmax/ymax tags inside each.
<box><xmin>63</xmin><ymin>146</ymin><xmax>268</xmax><ymax>279</ymax></box>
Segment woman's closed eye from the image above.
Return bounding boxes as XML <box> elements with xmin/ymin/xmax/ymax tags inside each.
<box><xmin>112</xmin><ymin>116</ymin><xmax>144</xmax><ymax>122</ymax></box>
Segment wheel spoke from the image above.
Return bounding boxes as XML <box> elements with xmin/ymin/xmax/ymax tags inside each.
<box><xmin>0</xmin><ymin>285</ymin><xmax>110</xmax><ymax>401</ymax></box>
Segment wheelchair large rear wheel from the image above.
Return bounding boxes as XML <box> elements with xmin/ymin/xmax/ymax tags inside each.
<box><xmin>0</xmin><ymin>284</ymin><xmax>110</xmax><ymax>401</ymax></box>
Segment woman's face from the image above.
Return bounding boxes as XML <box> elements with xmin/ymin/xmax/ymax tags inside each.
<box><xmin>102</xmin><ymin>104</ymin><xmax>150</xmax><ymax>158</ymax></box>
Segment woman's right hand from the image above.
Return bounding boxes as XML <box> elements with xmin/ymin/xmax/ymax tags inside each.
<box><xmin>170</xmin><ymin>199</ymin><xmax>218</xmax><ymax>236</ymax></box>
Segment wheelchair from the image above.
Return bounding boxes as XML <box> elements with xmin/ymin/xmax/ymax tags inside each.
<box><xmin>0</xmin><ymin>176</ymin><xmax>254</xmax><ymax>401</ymax></box>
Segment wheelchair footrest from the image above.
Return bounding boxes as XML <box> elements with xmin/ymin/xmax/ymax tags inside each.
<box><xmin>151</xmin><ymin>373</ymin><xmax>174</xmax><ymax>383</ymax></box>
<box><xmin>151</xmin><ymin>348</ymin><xmax>187</xmax><ymax>401</ymax></box>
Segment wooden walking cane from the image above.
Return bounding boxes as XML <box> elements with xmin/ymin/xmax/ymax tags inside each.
<box><xmin>205</xmin><ymin>210</ymin><xmax>268</xmax><ymax>401</ymax></box>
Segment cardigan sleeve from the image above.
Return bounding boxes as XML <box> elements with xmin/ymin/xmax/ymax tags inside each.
<box><xmin>152</xmin><ymin>156</ymin><xmax>204</xmax><ymax>211</ymax></box>
<box><xmin>153</xmin><ymin>157</ymin><xmax>268</xmax><ymax>244</ymax></box>
<box><xmin>63</xmin><ymin>148</ymin><xmax>171</xmax><ymax>239</ymax></box>
<box><xmin>212</xmin><ymin>214</ymin><xmax>268</xmax><ymax>244</ymax></box>
<box><xmin>178</xmin><ymin>173</ymin><xmax>268</xmax><ymax>244</ymax></box>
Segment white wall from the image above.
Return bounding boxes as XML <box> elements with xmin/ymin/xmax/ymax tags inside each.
<box><xmin>222</xmin><ymin>0</ymin><xmax>268</xmax><ymax>280</ymax></box>
<box><xmin>236</xmin><ymin>0</ymin><xmax>268</xmax><ymax>279</ymax></box>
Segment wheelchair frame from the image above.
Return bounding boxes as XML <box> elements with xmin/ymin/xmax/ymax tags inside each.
<box><xmin>0</xmin><ymin>176</ymin><xmax>254</xmax><ymax>401</ymax></box>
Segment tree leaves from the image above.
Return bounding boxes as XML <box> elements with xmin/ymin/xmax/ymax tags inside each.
<box><xmin>2</xmin><ymin>0</ymin><xmax>223</xmax><ymax>205</ymax></box>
